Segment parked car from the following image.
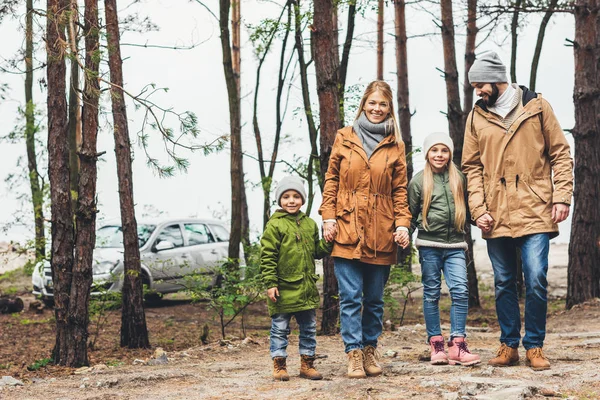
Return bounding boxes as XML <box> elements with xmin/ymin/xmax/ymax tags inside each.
<box><xmin>32</xmin><ymin>218</ymin><xmax>244</xmax><ymax>305</ymax></box>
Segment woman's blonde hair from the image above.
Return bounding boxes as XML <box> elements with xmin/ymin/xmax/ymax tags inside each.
<box><xmin>355</xmin><ymin>80</ymin><xmax>402</xmax><ymax>143</ymax></box>
<box><xmin>421</xmin><ymin>146</ymin><xmax>467</xmax><ymax>232</ymax></box>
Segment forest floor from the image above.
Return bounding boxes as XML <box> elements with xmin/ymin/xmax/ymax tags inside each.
<box><xmin>1</xmin><ymin>243</ymin><xmax>600</xmax><ymax>400</ymax></box>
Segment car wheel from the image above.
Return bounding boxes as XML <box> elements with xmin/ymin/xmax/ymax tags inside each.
<box><xmin>142</xmin><ymin>272</ymin><xmax>161</xmax><ymax>306</ymax></box>
<box><xmin>42</xmin><ymin>297</ymin><xmax>54</xmax><ymax>308</ymax></box>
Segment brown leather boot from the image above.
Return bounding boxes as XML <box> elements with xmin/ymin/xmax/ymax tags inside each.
<box><xmin>488</xmin><ymin>343</ymin><xmax>519</xmax><ymax>367</ymax></box>
<box><xmin>273</xmin><ymin>357</ymin><xmax>290</xmax><ymax>381</ymax></box>
<box><xmin>299</xmin><ymin>355</ymin><xmax>323</xmax><ymax>380</ymax></box>
<box><xmin>347</xmin><ymin>349</ymin><xmax>367</xmax><ymax>379</ymax></box>
<box><xmin>363</xmin><ymin>345</ymin><xmax>383</xmax><ymax>376</ymax></box>
<box><xmin>526</xmin><ymin>347</ymin><xmax>551</xmax><ymax>371</ymax></box>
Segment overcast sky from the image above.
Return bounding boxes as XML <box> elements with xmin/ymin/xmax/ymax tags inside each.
<box><xmin>0</xmin><ymin>0</ymin><xmax>576</xmax><ymax>244</ymax></box>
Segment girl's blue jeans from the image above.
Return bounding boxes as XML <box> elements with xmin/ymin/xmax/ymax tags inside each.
<box><xmin>419</xmin><ymin>247</ymin><xmax>469</xmax><ymax>343</ymax></box>
<box><xmin>269</xmin><ymin>309</ymin><xmax>317</xmax><ymax>358</ymax></box>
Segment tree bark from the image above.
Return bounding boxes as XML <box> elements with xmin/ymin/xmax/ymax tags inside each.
<box><xmin>377</xmin><ymin>0</ymin><xmax>384</xmax><ymax>80</ymax></box>
<box><xmin>510</xmin><ymin>0</ymin><xmax>523</xmax><ymax>83</ymax></box>
<box><xmin>47</xmin><ymin>0</ymin><xmax>76</xmax><ymax>366</ymax></box>
<box><xmin>67</xmin><ymin>0</ymin><xmax>82</xmax><ymax>215</ymax></box>
<box><xmin>339</xmin><ymin>0</ymin><xmax>356</xmax><ymax>125</ymax></box>
<box><xmin>25</xmin><ymin>0</ymin><xmax>45</xmax><ymax>262</ymax></box>
<box><xmin>104</xmin><ymin>0</ymin><xmax>150</xmax><ymax>348</ymax></box>
<box><xmin>463</xmin><ymin>0</ymin><xmax>477</xmax><ymax>112</ymax></box>
<box><xmin>567</xmin><ymin>0</ymin><xmax>600</xmax><ymax>308</ymax></box>
<box><xmin>529</xmin><ymin>0</ymin><xmax>559</xmax><ymax>91</ymax></box>
<box><xmin>313</xmin><ymin>0</ymin><xmax>341</xmax><ymax>335</ymax></box>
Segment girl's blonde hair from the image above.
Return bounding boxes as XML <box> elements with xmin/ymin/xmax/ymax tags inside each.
<box><xmin>355</xmin><ymin>80</ymin><xmax>402</xmax><ymax>143</ymax></box>
<box><xmin>421</xmin><ymin>146</ymin><xmax>467</xmax><ymax>232</ymax></box>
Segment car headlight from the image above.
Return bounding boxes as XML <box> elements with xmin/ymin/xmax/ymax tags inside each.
<box><xmin>94</xmin><ymin>261</ymin><xmax>118</xmax><ymax>275</ymax></box>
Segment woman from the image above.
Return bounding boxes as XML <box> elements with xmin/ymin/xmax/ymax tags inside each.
<box><xmin>319</xmin><ymin>80</ymin><xmax>411</xmax><ymax>379</ymax></box>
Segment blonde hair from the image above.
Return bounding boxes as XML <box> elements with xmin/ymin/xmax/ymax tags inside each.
<box><xmin>355</xmin><ymin>80</ymin><xmax>402</xmax><ymax>143</ymax></box>
<box><xmin>421</xmin><ymin>147</ymin><xmax>467</xmax><ymax>232</ymax></box>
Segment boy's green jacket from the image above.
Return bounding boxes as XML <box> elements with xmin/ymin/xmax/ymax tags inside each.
<box><xmin>260</xmin><ymin>210</ymin><xmax>332</xmax><ymax>316</ymax></box>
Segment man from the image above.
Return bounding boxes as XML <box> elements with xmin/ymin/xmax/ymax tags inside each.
<box><xmin>462</xmin><ymin>51</ymin><xmax>573</xmax><ymax>371</ymax></box>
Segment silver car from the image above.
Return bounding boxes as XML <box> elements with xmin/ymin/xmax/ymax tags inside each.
<box><xmin>32</xmin><ymin>218</ymin><xmax>244</xmax><ymax>305</ymax></box>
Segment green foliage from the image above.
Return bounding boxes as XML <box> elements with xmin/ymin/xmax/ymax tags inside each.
<box><xmin>105</xmin><ymin>360</ymin><xmax>124</xmax><ymax>367</ymax></box>
<box><xmin>88</xmin><ymin>285</ymin><xmax>123</xmax><ymax>350</ymax></box>
<box><xmin>0</xmin><ymin>363</ymin><xmax>11</xmax><ymax>370</ymax></box>
<box><xmin>27</xmin><ymin>358</ymin><xmax>52</xmax><ymax>371</ymax></box>
<box><xmin>384</xmin><ymin>252</ymin><xmax>421</xmax><ymax>328</ymax></box>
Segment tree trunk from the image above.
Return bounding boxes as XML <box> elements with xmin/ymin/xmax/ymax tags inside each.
<box><xmin>393</xmin><ymin>0</ymin><xmax>413</xmax><ymax>270</ymax></box>
<box><xmin>440</xmin><ymin>0</ymin><xmax>480</xmax><ymax>308</ymax></box>
<box><xmin>510</xmin><ymin>0</ymin><xmax>523</xmax><ymax>83</ymax></box>
<box><xmin>377</xmin><ymin>0</ymin><xmax>384</xmax><ymax>80</ymax></box>
<box><xmin>104</xmin><ymin>0</ymin><xmax>150</xmax><ymax>349</ymax></box>
<box><xmin>463</xmin><ymin>0</ymin><xmax>477</xmax><ymax>112</ymax></box>
<box><xmin>313</xmin><ymin>0</ymin><xmax>341</xmax><ymax>335</ymax></box>
<box><xmin>67</xmin><ymin>0</ymin><xmax>81</xmax><ymax>215</ymax></box>
<box><xmin>220</xmin><ymin>0</ymin><xmax>243</xmax><ymax>262</ymax></box>
<box><xmin>338</xmin><ymin>0</ymin><xmax>356</xmax><ymax>125</ymax></box>
<box><xmin>567</xmin><ymin>0</ymin><xmax>600</xmax><ymax>308</ymax></box>
<box><xmin>25</xmin><ymin>0</ymin><xmax>45</xmax><ymax>262</ymax></box>
<box><xmin>529</xmin><ymin>0</ymin><xmax>559</xmax><ymax>91</ymax></box>
<box><xmin>47</xmin><ymin>0</ymin><xmax>76</xmax><ymax>366</ymax></box>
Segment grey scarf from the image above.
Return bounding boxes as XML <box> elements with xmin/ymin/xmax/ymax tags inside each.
<box><xmin>353</xmin><ymin>112</ymin><xmax>393</xmax><ymax>159</ymax></box>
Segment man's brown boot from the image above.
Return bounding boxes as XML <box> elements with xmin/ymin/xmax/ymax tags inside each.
<box><xmin>363</xmin><ymin>345</ymin><xmax>383</xmax><ymax>376</ymax></box>
<box><xmin>526</xmin><ymin>347</ymin><xmax>551</xmax><ymax>371</ymax></box>
<box><xmin>488</xmin><ymin>343</ymin><xmax>519</xmax><ymax>367</ymax></box>
<box><xmin>299</xmin><ymin>355</ymin><xmax>323</xmax><ymax>380</ymax></box>
<box><xmin>273</xmin><ymin>357</ymin><xmax>290</xmax><ymax>381</ymax></box>
<box><xmin>347</xmin><ymin>349</ymin><xmax>367</xmax><ymax>379</ymax></box>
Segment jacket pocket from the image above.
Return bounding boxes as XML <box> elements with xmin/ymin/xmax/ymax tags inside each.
<box><xmin>277</xmin><ymin>274</ymin><xmax>304</xmax><ymax>307</ymax></box>
<box><xmin>524</xmin><ymin>179</ymin><xmax>550</xmax><ymax>204</ymax></box>
<box><xmin>365</xmin><ymin>195</ymin><xmax>395</xmax><ymax>252</ymax></box>
<box><xmin>335</xmin><ymin>191</ymin><xmax>359</xmax><ymax>245</ymax></box>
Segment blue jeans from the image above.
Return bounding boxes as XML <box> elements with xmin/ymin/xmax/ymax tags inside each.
<box><xmin>486</xmin><ymin>233</ymin><xmax>549</xmax><ymax>350</ymax></box>
<box><xmin>334</xmin><ymin>257</ymin><xmax>390</xmax><ymax>353</ymax></box>
<box><xmin>419</xmin><ymin>247</ymin><xmax>469</xmax><ymax>343</ymax></box>
<box><xmin>269</xmin><ymin>309</ymin><xmax>317</xmax><ymax>358</ymax></box>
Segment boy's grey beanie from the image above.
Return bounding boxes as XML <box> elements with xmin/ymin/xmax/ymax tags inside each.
<box><xmin>468</xmin><ymin>51</ymin><xmax>508</xmax><ymax>83</ymax></box>
<box><xmin>423</xmin><ymin>132</ymin><xmax>454</xmax><ymax>158</ymax></box>
<box><xmin>275</xmin><ymin>176</ymin><xmax>307</xmax><ymax>206</ymax></box>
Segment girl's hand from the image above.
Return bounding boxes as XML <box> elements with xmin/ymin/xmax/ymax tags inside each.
<box><xmin>394</xmin><ymin>230</ymin><xmax>410</xmax><ymax>249</ymax></box>
<box><xmin>267</xmin><ymin>287</ymin><xmax>279</xmax><ymax>302</ymax></box>
<box><xmin>323</xmin><ymin>221</ymin><xmax>338</xmax><ymax>242</ymax></box>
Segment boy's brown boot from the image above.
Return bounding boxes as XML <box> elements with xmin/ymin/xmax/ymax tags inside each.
<box><xmin>299</xmin><ymin>355</ymin><xmax>323</xmax><ymax>380</ymax></box>
<box><xmin>347</xmin><ymin>349</ymin><xmax>367</xmax><ymax>379</ymax></box>
<box><xmin>526</xmin><ymin>347</ymin><xmax>551</xmax><ymax>371</ymax></box>
<box><xmin>363</xmin><ymin>345</ymin><xmax>383</xmax><ymax>376</ymax></box>
<box><xmin>273</xmin><ymin>357</ymin><xmax>290</xmax><ymax>381</ymax></box>
<box><xmin>488</xmin><ymin>343</ymin><xmax>519</xmax><ymax>367</ymax></box>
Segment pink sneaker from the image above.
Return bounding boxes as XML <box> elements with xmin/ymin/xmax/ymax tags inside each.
<box><xmin>429</xmin><ymin>335</ymin><xmax>449</xmax><ymax>365</ymax></box>
<box><xmin>447</xmin><ymin>337</ymin><xmax>481</xmax><ymax>366</ymax></box>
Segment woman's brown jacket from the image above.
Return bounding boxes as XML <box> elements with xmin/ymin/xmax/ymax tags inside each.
<box><xmin>319</xmin><ymin>126</ymin><xmax>411</xmax><ymax>265</ymax></box>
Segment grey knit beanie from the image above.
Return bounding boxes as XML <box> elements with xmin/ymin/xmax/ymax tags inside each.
<box><xmin>468</xmin><ymin>51</ymin><xmax>508</xmax><ymax>83</ymax></box>
<box><xmin>275</xmin><ymin>176</ymin><xmax>307</xmax><ymax>206</ymax></box>
<box><xmin>423</xmin><ymin>132</ymin><xmax>454</xmax><ymax>158</ymax></box>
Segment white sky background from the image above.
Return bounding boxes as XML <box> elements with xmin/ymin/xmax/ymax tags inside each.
<box><xmin>0</xmin><ymin>0</ymin><xmax>575</xmax><ymax>244</ymax></box>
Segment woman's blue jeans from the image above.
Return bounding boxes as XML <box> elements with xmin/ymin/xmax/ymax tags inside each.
<box><xmin>269</xmin><ymin>309</ymin><xmax>317</xmax><ymax>358</ymax></box>
<box><xmin>486</xmin><ymin>233</ymin><xmax>549</xmax><ymax>350</ymax></box>
<box><xmin>334</xmin><ymin>257</ymin><xmax>390</xmax><ymax>353</ymax></box>
<box><xmin>419</xmin><ymin>247</ymin><xmax>469</xmax><ymax>343</ymax></box>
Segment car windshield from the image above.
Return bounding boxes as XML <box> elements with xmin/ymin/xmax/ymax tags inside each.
<box><xmin>95</xmin><ymin>224</ymin><xmax>156</xmax><ymax>248</ymax></box>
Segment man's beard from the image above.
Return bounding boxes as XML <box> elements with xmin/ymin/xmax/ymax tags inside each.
<box><xmin>483</xmin><ymin>84</ymin><xmax>500</xmax><ymax>107</ymax></box>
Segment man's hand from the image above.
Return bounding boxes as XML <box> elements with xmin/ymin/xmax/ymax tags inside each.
<box><xmin>323</xmin><ymin>221</ymin><xmax>338</xmax><ymax>242</ymax></box>
<box><xmin>476</xmin><ymin>213</ymin><xmax>494</xmax><ymax>233</ymax></box>
<box><xmin>394</xmin><ymin>230</ymin><xmax>410</xmax><ymax>249</ymax></box>
<box><xmin>267</xmin><ymin>287</ymin><xmax>279</xmax><ymax>302</ymax></box>
<box><xmin>552</xmin><ymin>203</ymin><xmax>570</xmax><ymax>223</ymax></box>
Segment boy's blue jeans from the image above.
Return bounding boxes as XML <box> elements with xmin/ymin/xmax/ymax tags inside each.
<box><xmin>419</xmin><ymin>247</ymin><xmax>469</xmax><ymax>343</ymax></box>
<box><xmin>269</xmin><ymin>309</ymin><xmax>317</xmax><ymax>358</ymax></box>
<box><xmin>334</xmin><ymin>257</ymin><xmax>390</xmax><ymax>353</ymax></box>
<box><xmin>486</xmin><ymin>233</ymin><xmax>549</xmax><ymax>350</ymax></box>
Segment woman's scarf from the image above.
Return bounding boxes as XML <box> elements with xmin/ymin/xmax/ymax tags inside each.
<box><xmin>353</xmin><ymin>111</ymin><xmax>393</xmax><ymax>159</ymax></box>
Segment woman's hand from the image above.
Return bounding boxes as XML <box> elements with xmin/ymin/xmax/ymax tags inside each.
<box><xmin>394</xmin><ymin>229</ymin><xmax>410</xmax><ymax>249</ymax></box>
<box><xmin>267</xmin><ymin>287</ymin><xmax>279</xmax><ymax>302</ymax></box>
<box><xmin>323</xmin><ymin>221</ymin><xmax>338</xmax><ymax>242</ymax></box>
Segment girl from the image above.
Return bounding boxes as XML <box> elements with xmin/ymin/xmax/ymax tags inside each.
<box><xmin>407</xmin><ymin>132</ymin><xmax>480</xmax><ymax>366</ymax></box>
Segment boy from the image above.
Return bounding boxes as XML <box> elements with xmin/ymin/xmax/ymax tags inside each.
<box><xmin>260</xmin><ymin>175</ymin><xmax>332</xmax><ymax>381</ymax></box>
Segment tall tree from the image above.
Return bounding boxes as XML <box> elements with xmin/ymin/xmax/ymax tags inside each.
<box><xmin>313</xmin><ymin>0</ymin><xmax>341</xmax><ymax>335</ymax></box>
<box><xmin>377</xmin><ymin>0</ymin><xmax>384</xmax><ymax>80</ymax></box>
<box><xmin>510</xmin><ymin>0</ymin><xmax>523</xmax><ymax>83</ymax></box>
<box><xmin>529</xmin><ymin>0</ymin><xmax>559</xmax><ymax>91</ymax></box>
<box><xmin>567</xmin><ymin>0</ymin><xmax>600</xmax><ymax>308</ymax></box>
<box><xmin>104</xmin><ymin>0</ymin><xmax>150</xmax><ymax>348</ymax></box>
<box><xmin>67</xmin><ymin>0</ymin><xmax>82</xmax><ymax>213</ymax></box>
<box><xmin>220</xmin><ymin>0</ymin><xmax>243</xmax><ymax>261</ymax></box>
<box><xmin>25</xmin><ymin>0</ymin><xmax>45</xmax><ymax>263</ymax></box>
<box><xmin>339</xmin><ymin>0</ymin><xmax>357</xmax><ymax>124</ymax></box>
<box><xmin>47</xmin><ymin>0</ymin><xmax>76</xmax><ymax>366</ymax></box>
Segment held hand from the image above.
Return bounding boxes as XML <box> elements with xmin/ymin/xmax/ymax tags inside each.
<box><xmin>323</xmin><ymin>221</ymin><xmax>338</xmax><ymax>242</ymax></box>
<box><xmin>552</xmin><ymin>203</ymin><xmax>570</xmax><ymax>223</ymax></box>
<box><xmin>394</xmin><ymin>230</ymin><xmax>410</xmax><ymax>249</ymax></box>
<box><xmin>267</xmin><ymin>287</ymin><xmax>279</xmax><ymax>302</ymax></box>
<box><xmin>476</xmin><ymin>213</ymin><xmax>494</xmax><ymax>233</ymax></box>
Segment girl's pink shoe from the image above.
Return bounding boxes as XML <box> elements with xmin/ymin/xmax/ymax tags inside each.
<box><xmin>447</xmin><ymin>337</ymin><xmax>481</xmax><ymax>366</ymax></box>
<box><xmin>429</xmin><ymin>335</ymin><xmax>449</xmax><ymax>365</ymax></box>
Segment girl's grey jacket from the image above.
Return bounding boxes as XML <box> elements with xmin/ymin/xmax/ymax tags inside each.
<box><xmin>407</xmin><ymin>167</ymin><xmax>468</xmax><ymax>249</ymax></box>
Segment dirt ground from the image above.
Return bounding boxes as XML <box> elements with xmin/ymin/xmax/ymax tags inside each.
<box><xmin>2</xmin><ymin>244</ymin><xmax>600</xmax><ymax>400</ymax></box>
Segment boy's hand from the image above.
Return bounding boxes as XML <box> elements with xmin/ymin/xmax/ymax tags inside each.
<box><xmin>267</xmin><ymin>287</ymin><xmax>279</xmax><ymax>302</ymax></box>
<box><xmin>323</xmin><ymin>221</ymin><xmax>337</xmax><ymax>242</ymax></box>
<box><xmin>394</xmin><ymin>230</ymin><xmax>410</xmax><ymax>249</ymax></box>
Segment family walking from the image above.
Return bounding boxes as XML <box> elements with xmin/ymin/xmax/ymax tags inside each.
<box><xmin>260</xmin><ymin>51</ymin><xmax>573</xmax><ymax>380</ymax></box>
